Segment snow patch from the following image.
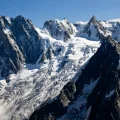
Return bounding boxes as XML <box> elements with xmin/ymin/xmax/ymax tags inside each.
<box><xmin>83</xmin><ymin>78</ymin><xmax>99</xmax><ymax>97</ymax></box>
<box><xmin>105</xmin><ymin>90</ymin><xmax>114</xmax><ymax>98</ymax></box>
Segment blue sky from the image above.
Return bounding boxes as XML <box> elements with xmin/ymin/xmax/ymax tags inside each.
<box><xmin>0</xmin><ymin>0</ymin><xmax>120</xmax><ymax>27</ymax></box>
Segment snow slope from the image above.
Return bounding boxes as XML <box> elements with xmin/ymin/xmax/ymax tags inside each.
<box><xmin>0</xmin><ymin>28</ymin><xmax>100</xmax><ymax>120</ymax></box>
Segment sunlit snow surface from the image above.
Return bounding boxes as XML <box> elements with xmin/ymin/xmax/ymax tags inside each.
<box><xmin>0</xmin><ymin>28</ymin><xmax>100</xmax><ymax>120</ymax></box>
<box><xmin>108</xmin><ymin>18</ymin><xmax>120</xmax><ymax>22</ymax></box>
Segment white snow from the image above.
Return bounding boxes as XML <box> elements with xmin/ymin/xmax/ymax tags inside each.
<box><xmin>100</xmin><ymin>21</ymin><xmax>113</xmax><ymax>29</ymax></box>
<box><xmin>35</xmin><ymin>27</ymin><xmax>51</xmax><ymax>39</ymax></box>
<box><xmin>3</xmin><ymin>27</ymin><xmax>16</xmax><ymax>45</ymax></box>
<box><xmin>6</xmin><ymin>17</ymin><xmax>11</xmax><ymax>24</ymax></box>
<box><xmin>108</xmin><ymin>18</ymin><xmax>120</xmax><ymax>22</ymax></box>
<box><xmin>85</xmin><ymin>106</ymin><xmax>92</xmax><ymax>120</ymax></box>
<box><xmin>75</xmin><ymin>21</ymin><xmax>88</xmax><ymax>25</ymax></box>
<box><xmin>117</xmin><ymin>60</ymin><xmax>120</xmax><ymax>70</ymax></box>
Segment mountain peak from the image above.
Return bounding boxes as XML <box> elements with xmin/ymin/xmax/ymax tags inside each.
<box><xmin>89</xmin><ymin>15</ymin><xmax>97</xmax><ymax>24</ymax></box>
<box><xmin>15</xmin><ymin>15</ymin><xmax>25</xmax><ymax>19</ymax></box>
<box><xmin>43</xmin><ymin>18</ymin><xmax>76</xmax><ymax>41</ymax></box>
<box><xmin>14</xmin><ymin>15</ymin><xmax>29</xmax><ymax>22</ymax></box>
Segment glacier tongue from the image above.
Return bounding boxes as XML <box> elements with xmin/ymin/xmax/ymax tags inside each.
<box><xmin>0</xmin><ymin>32</ymin><xmax>100</xmax><ymax>120</ymax></box>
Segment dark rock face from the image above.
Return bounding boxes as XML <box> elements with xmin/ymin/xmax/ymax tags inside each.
<box><xmin>12</xmin><ymin>15</ymin><xmax>42</xmax><ymax>63</ymax></box>
<box><xmin>29</xmin><ymin>81</ymin><xmax>76</xmax><ymax>120</ymax></box>
<box><xmin>43</xmin><ymin>19</ymin><xmax>75</xmax><ymax>41</ymax></box>
<box><xmin>0</xmin><ymin>16</ymin><xmax>24</xmax><ymax>78</ymax></box>
<box><xmin>0</xmin><ymin>15</ymin><xmax>44</xmax><ymax>78</ymax></box>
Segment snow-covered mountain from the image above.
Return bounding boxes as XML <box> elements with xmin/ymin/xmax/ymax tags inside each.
<box><xmin>0</xmin><ymin>15</ymin><xmax>120</xmax><ymax>120</ymax></box>
<box><xmin>43</xmin><ymin>19</ymin><xmax>77</xmax><ymax>41</ymax></box>
<box><xmin>77</xmin><ymin>16</ymin><xmax>111</xmax><ymax>41</ymax></box>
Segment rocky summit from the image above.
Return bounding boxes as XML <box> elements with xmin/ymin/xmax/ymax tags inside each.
<box><xmin>0</xmin><ymin>15</ymin><xmax>120</xmax><ymax>120</ymax></box>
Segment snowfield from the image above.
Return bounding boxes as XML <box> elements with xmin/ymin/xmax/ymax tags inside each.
<box><xmin>0</xmin><ymin>28</ymin><xmax>100</xmax><ymax>120</ymax></box>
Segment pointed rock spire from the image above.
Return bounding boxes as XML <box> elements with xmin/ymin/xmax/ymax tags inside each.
<box><xmin>15</xmin><ymin>15</ymin><xmax>25</xmax><ymax>20</ymax></box>
<box><xmin>89</xmin><ymin>15</ymin><xmax>97</xmax><ymax>24</ymax></box>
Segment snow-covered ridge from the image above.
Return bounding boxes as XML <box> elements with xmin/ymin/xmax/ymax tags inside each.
<box><xmin>43</xmin><ymin>18</ymin><xmax>77</xmax><ymax>41</ymax></box>
<box><xmin>107</xmin><ymin>18</ymin><xmax>120</xmax><ymax>22</ymax></box>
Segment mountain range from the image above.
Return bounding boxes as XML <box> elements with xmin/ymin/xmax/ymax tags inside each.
<box><xmin>0</xmin><ymin>15</ymin><xmax>120</xmax><ymax>120</ymax></box>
